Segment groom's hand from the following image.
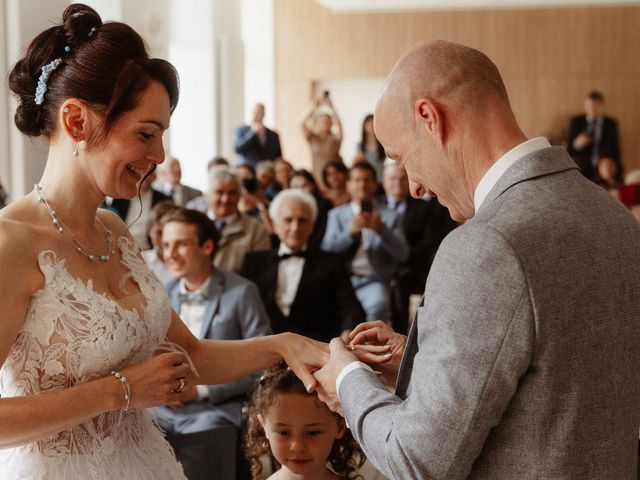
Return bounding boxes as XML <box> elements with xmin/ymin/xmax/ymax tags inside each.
<box><xmin>313</xmin><ymin>338</ymin><xmax>358</xmax><ymax>416</ymax></box>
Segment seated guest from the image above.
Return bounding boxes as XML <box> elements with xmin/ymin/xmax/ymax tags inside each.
<box><xmin>594</xmin><ymin>154</ymin><xmax>623</xmax><ymax>200</ymax></box>
<box><xmin>193</xmin><ymin>166</ymin><xmax>270</xmax><ymax>272</ymax></box>
<box><xmin>321</xmin><ymin>162</ymin><xmax>408</xmax><ymax>322</ymax></box>
<box><xmin>142</xmin><ymin>200</ymin><xmax>179</xmax><ymax>284</ymax></box>
<box><xmin>185</xmin><ymin>156</ymin><xmax>232</xmax><ymax>212</ymax></box>
<box><xmin>152</xmin><ymin>208</ymin><xmax>271</xmax><ymax>480</ymax></box>
<box><xmin>381</xmin><ymin>162</ymin><xmax>457</xmax><ymax>333</ymax></box>
<box><xmin>322</xmin><ymin>159</ymin><xmax>351</xmax><ymax>207</ymax></box>
<box><xmin>241</xmin><ymin>189</ymin><xmax>364</xmax><ymax>342</ymax></box>
<box><xmin>156</xmin><ymin>155</ymin><xmax>202</xmax><ymax>206</ymax></box>
<box><xmin>256</xmin><ymin>160</ymin><xmax>280</xmax><ymax>200</ymax></box>
<box><xmin>274</xmin><ymin>157</ymin><xmax>294</xmax><ymax>190</ymax></box>
<box><xmin>289</xmin><ymin>169</ymin><xmax>332</xmax><ymax>250</ymax></box>
<box><xmin>107</xmin><ymin>169</ymin><xmax>173</xmax><ymax>249</ymax></box>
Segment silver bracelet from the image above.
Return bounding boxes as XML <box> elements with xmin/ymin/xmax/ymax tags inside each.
<box><xmin>110</xmin><ymin>370</ymin><xmax>131</xmax><ymax>412</ymax></box>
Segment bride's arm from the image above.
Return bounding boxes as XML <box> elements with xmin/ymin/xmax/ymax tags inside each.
<box><xmin>165</xmin><ymin>311</ymin><xmax>329</xmax><ymax>392</ymax></box>
<box><xmin>0</xmin><ymin>225</ymin><xmax>193</xmax><ymax>449</ymax></box>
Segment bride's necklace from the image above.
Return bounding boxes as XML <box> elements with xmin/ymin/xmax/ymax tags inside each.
<box><xmin>34</xmin><ymin>184</ymin><xmax>115</xmax><ymax>262</ymax></box>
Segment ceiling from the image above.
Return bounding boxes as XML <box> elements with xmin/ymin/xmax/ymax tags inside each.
<box><xmin>313</xmin><ymin>0</ymin><xmax>640</xmax><ymax>13</ymax></box>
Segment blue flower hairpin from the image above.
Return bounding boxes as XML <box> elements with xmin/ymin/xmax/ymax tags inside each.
<box><xmin>34</xmin><ymin>58</ymin><xmax>63</xmax><ymax>105</ymax></box>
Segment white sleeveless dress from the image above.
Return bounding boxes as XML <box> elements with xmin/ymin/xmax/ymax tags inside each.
<box><xmin>0</xmin><ymin>237</ymin><xmax>187</xmax><ymax>479</ymax></box>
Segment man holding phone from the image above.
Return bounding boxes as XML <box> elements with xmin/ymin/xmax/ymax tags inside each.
<box><xmin>321</xmin><ymin>162</ymin><xmax>408</xmax><ymax>322</ymax></box>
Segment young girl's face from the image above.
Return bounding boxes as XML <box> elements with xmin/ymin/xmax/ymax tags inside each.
<box><xmin>259</xmin><ymin>392</ymin><xmax>345</xmax><ymax>478</ymax></box>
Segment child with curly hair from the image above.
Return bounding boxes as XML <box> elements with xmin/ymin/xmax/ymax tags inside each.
<box><xmin>244</xmin><ymin>365</ymin><xmax>365</xmax><ymax>480</ymax></box>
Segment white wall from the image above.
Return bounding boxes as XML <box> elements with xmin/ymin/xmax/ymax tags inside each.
<box><xmin>315</xmin><ymin>78</ymin><xmax>386</xmax><ymax>165</ymax></box>
<box><xmin>241</xmin><ymin>0</ymin><xmax>276</xmax><ymax>127</ymax></box>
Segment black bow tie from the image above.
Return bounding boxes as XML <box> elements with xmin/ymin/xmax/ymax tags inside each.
<box><xmin>278</xmin><ymin>251</ymin><xmax>306</xmax><ymax>261</ymax></box>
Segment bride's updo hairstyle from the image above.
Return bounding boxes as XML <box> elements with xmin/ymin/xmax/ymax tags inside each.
<box><xmin>8</xmin><ymin>3</ymin><xmax>179</xmax><ymax>147</ymax></box>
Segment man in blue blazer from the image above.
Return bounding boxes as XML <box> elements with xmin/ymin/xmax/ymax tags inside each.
<box><xmin>152</xmin><ymin>207</ymin><xmax>271</xmax><ymax>480</ymax></box>
<box><xmin>321</xmin><ymin>162</ymin><xmax>408</xmax><ymax>322</ymax></box>
<box><xmin>234</xmin><ymin>103</ymin><xmax>282</xmax><ymax>167</ymax></box>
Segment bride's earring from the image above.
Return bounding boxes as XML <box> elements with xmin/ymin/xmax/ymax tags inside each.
<box><xmin>72</xmin><ymin>131</ymin><xmax>80</xmax><ymax>157</ymax></box>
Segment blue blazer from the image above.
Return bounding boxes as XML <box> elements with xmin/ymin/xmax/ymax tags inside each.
<box><xmin>234</xmin><ymin>125</ymin><xmax>282</xmax><ymax>167</ymax></box>
<box><xmin>321</xmin><ymin>203</ymin><xmax>408</xmax><ymax>283</ymax></box>
<box><xmin>153</xmin><ymin>269</ymin><xmax>272</xmax><ymax>432</ymax></box>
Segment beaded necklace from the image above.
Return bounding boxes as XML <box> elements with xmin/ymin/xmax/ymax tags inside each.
<box><xmin>34</xmin><ymin>184</ymin><xmax>115</xmax><ymax>262</ymax></box>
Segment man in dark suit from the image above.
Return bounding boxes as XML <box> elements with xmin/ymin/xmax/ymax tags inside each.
<box><xmin>381</xmin><ymin>162</ymin><xmax>457</xmax><ymax>333</ymax></box>
<box><xmin>234</xmin><ymin>102</ymin><xmax>282</xmax><ymax>167</ymax></box>
<box><xmin>152</xmin><ymin>208</ymin><xmax>271</xmax><ymax>480</ymax></box>
<box><xmin>566</xmin><ymin>90</ymin><xmax>620</xmax><ymax>180</ymax></box>
<box><xmin>241</xmin><ymin>189</ymin><xmax>365</xmax><ymax>342</ymax></box>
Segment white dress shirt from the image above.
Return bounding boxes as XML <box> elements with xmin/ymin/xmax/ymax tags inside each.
<box><xmin>350</xmin><ymin>202</ymin><xmax>374</xmax><ymax>277</ymax></box>
<box><xmin>178</xmin><ymin>276</ymin><xmax>212</xmax><ymax>399</ymax></box>
<box><xmin>336</xmin><ymin>136</ymin><xmax>552</xmax><ymax>400</ymax></box>
<box><xmin>276</xmin><ymin>243</ymin><xmax>306</xmax><ymax>316</ymax></box>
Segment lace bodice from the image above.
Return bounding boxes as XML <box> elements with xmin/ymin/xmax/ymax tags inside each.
<box><xmin>0</xmin><ymin>237</ymin><xmax>187</xmax><ymax>479</ymax></box>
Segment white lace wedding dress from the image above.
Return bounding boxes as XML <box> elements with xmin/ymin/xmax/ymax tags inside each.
<box><xmin>0</xmin><ymin>238</ymin><xmax>188</xmax><ymax>479</ymax></box>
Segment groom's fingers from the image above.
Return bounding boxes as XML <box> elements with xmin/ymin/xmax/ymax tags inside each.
<box><xmin>349</xmin><ymin>320</ymin><xmax>388</xmax><ymax>340</ymax></box>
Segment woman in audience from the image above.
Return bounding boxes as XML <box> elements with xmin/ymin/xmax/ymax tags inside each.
<box><xmin>0</xmin><ymin>5</ymin><xmax>362</xmax><ymax>478</ymax></box>
<box><xmin>142</xmin><ymin>200</ymin><xmax>178</xmax><ymax>284</ymax></box>
<box><xmin>289</xmin><ymin>169</ymin><xmax>332</xmax><ymax>249</ymax></box>
<box><xmin>301</xmin><ymin>92</ymin><xmax>343</xmax><ymax>183</ymax></box>
<box><xmin>256</xmin><ymin>160</ymin><xmax>280</xmax><ymax>201</ymax></box>
<box><xmin>322</xmin><ymin>160</ymin><xmax>351</xmax><ymax>207</ymax></box>
<box><xmin>274</xmin><ymin>157</ymin><xmax>294</xmax><ymax>190</ymax></box>
<box><xmin>356</xmin><ymin>114</ymin><xmax>386</xmax><ymax>182</ymax></box>
<box><xmin>244</xmin><ymin>365</ymin><xmax>365</xmax><ymax>480</ymax></box>
<box><xmin>594</xmin><ymin>155</ymin><xmax>623</xmax><ymax>199</ymax></box>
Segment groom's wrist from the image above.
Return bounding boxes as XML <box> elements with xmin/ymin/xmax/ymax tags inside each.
<box><xmin>336</xmin><ymin>361</ymin><xmax>373</xmax><ymax>400</ymax></box>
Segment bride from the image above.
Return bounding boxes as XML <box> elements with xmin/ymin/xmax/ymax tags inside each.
<box><xmin>0</xmin><ymin>5</ymin><xmax>386</xmax><ymax>479</ymax></box>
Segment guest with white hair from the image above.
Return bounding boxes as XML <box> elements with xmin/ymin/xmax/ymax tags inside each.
<box><xmin>194</xmin><ymin>166</ymin><xmax>270</xmax><ymax>272</ymax></box>
<box><xmin>241</xmin><ymin>189</ymin><xmax>365</xmax><ymax>342</ymax></box>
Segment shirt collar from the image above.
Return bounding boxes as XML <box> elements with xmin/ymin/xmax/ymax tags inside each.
<box><xmin>179</xmin><ymin>275</ymin><xmax>212</xmax><ymax>296</ymax></box>
<box><xmin>278</xmin><ymin>242</ymin><xmax>308</xmax><ymax>256</ymax></box>
<box><xmin>474</xmin><ymin>137</ymin><xmax>551</xmax><ymax>213</ymax></box>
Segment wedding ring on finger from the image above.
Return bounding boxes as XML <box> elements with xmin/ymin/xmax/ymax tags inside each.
<box><xmin>348</xmin><ymin>344</ymin><xmax>356</xmax><ymax>352</ymax></box>
<box><xmin>172</xmin><ymin>378</ymin><xmax>185</xmax><ymax>393</ymax></box>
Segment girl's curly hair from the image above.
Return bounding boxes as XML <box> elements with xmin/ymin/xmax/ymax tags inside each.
<box><xmin>243</xmin><ymin>364</ymin><xmax>365</xmax><ymax>479</ymax></box>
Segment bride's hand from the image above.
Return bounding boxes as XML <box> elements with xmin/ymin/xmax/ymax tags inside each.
<box><xmin>118</xmin><ymin>352</ymin><xmax>194</xmax><ymax>410</ymax></box>
<box><xmin>277</xmin><ymin>333</ymin><xmax>329</xmax><ymax>393</ymax></box>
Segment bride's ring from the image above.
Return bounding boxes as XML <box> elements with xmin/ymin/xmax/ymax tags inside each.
<box><xmin>348</xmin><ymin>344</ymin><xmax>356</xmax><ymax>352</ymax></box>
<box><xmin>172</xmin><ymin>378</ymin><xmax>185</xmax><ymax>393</ymax></box>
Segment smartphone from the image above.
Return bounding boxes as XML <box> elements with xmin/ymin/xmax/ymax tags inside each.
<box><xmin>360</xmin><ymin>198</ymin><xmax>373</xmax><ymax>213</ymax></box>
<box><xmin>242</xmin><ymin>177</ymin><xmax>258</xmax><ymax>194</ymax></box>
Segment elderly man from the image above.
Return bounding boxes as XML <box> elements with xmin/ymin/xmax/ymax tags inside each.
<box><xmin>234</xmin><ymin>103</ymin><xmax>282</xmax><ymax>167</ymax></box>
<box><xmin>314</xmin><ymin>40</ymin><xmax>640</xmax><ymax>479</ymax></box>
<box><xmin>241</xmin><ymin>189</ymin><xmax>364</xmax><ymax>342</ymax></box>
<box><xmin>153</xmin><ymin>207</ymin><xmax>271</xmax><ymax>480</ymax></box>
<box><xmin>195</xmin><ymin>166</ymin><xmax>270</xmax><ymax>272</ymax></box>
<box><xmin>156</xmin><ymin>155</ymin><xmax>202</xmax><ymax>206</ymax></box>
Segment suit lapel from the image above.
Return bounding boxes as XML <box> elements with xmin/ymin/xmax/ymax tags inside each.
<box><xmin>199</xmin><ymin>270</ymin><xmax>223</xmax><ymax>339</ymax></box>
<box><xmin>289</xmin><ymin>250</ymin><xmax>315</xmax><ymax>314</ymax></box>
<box><xmin>395</xmin><ymin>295</ymin><xmax>423</xmax><ymax>399</ymax></box>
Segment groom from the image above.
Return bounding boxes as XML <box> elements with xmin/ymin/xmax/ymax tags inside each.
<box><xmin>314</xmin><ymin>40</ymin><xmax>640</xmax><ymax>479</ymax></box>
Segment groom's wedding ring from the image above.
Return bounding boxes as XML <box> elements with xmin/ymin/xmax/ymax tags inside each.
<box><xmin>173</xmin><ymin>378</ymin><xmax>185</xmax><ymax>393</ymax></box>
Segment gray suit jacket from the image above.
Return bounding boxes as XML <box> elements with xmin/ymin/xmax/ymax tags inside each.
<box><xmin>340</xmin><ymin>147</ymin><xmax>640</xmax><ymax>479</ymax></box>
<box><xmin>154</xmin><ymin>269</ymin><xmax>272</xmax><ymax>432</ymax></box>
<box><xmin>321</xmin><ymin>202</ymin><xmax>408</xmax><ymax>282</ymax></box>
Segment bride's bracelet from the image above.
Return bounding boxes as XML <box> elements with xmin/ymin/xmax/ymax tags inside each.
<box><xmin>110</xmin><ymin>370</ymin><xmax>131</xmax><ymax>412</ymax></box>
